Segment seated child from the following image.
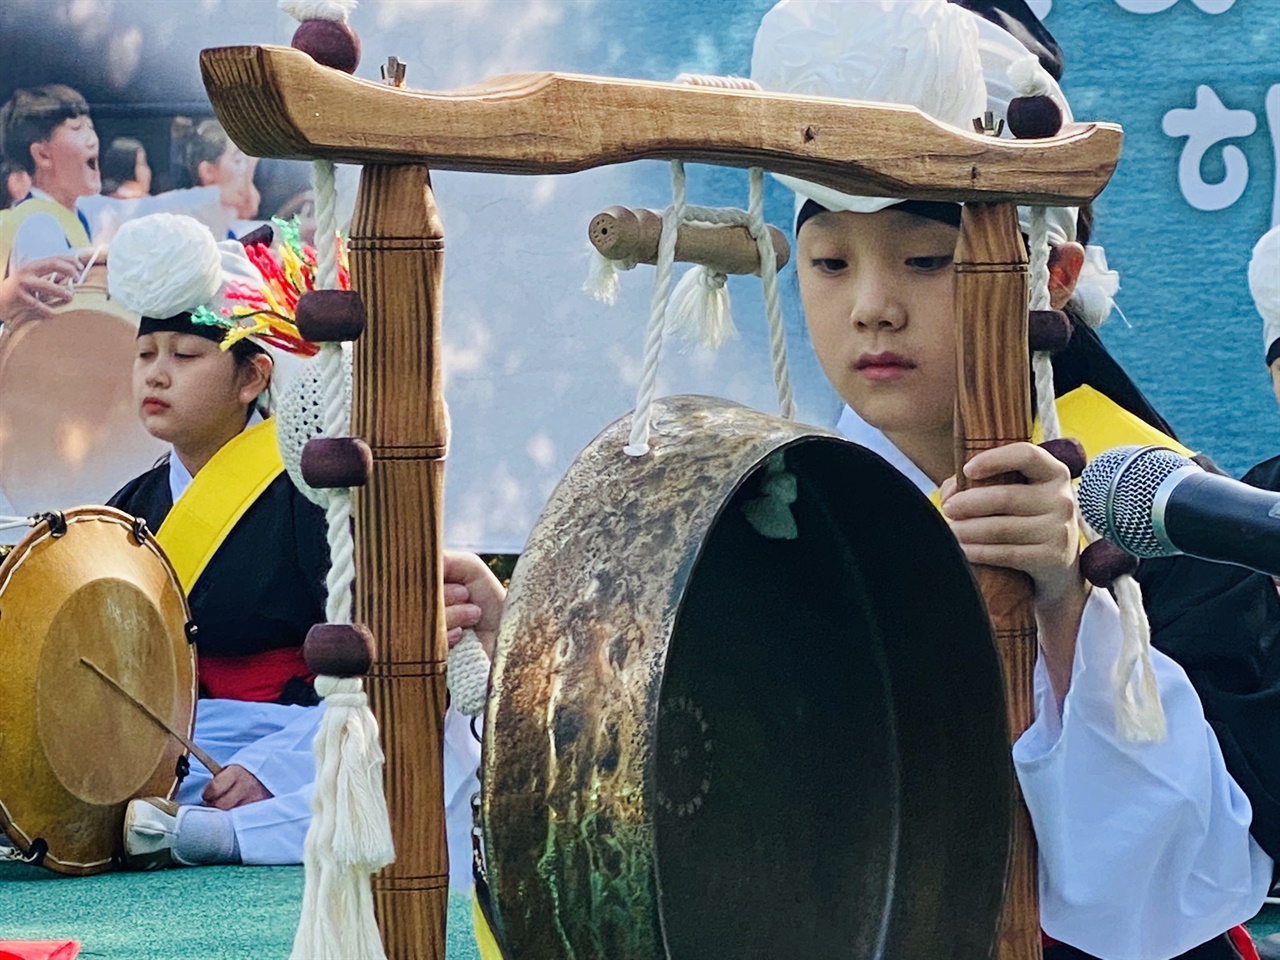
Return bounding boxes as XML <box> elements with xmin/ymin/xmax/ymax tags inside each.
<box><xmin>103</xmin><ymin>213</ymin><xmax>479</xmax><ymax>885</ymax></box>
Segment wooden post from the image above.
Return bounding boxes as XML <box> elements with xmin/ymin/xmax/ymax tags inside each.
<box><xmin>953</xmin><ymin>201</ymin><xmax>1042</xmax><ymax>960</ymax></box>
<box><xmin>349</xmin><ymin>163</ymin><xmax>449</xmax><ymax>960</ymax></box>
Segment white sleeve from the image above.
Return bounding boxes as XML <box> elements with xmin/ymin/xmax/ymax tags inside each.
<box><xmin>78</xmin><ymin>187</ymin><xmax>234</xmax><ymax>245</ymax></box>
<box><xmin>226</xmin><ymin>702</ymin><xmax>323</xmax><ymax>798</ymax></box>
<box><xmin>1014</xmin><ymin>588</ymin><xmax>1273</xmax><ymax>959</ymax></box>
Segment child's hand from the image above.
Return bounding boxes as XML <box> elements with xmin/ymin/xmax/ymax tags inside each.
<box><xmin>940</xmin><ymin>442</ymin><xmax>1087</xmax><ymax>704</ymax></box>
<box><xmin>939</xmin><ymin>441</ymin><xmax>1083</xmax><ymax>605</ymax></box>
<box><xmin>443</xmin><ymin>551</ymin><xmax>506</xmax><ymax>658</ymax></box>
<box><xmin>202</xmin><ymin>764</ymin><xmax>272</xmax><ymax>810</ymax></box>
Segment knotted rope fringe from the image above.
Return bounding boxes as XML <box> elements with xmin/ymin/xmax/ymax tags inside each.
<box><xmin>1027</xmin><ymin>206</ymin><xmax>1164</xmax><ymax>743</ymax></box>
<box><xmin>290</xmin><ymin>153</ymin><xmax>394</xmax><ymax>960</ymax></box>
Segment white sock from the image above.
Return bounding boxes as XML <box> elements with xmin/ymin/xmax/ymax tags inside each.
<box><xmin>173</xmin><ymin>807</ymin><xmax>241</xmax><ymax>866</ymax></box>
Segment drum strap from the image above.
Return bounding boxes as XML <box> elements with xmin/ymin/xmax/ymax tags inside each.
<box><xmin>157</xmin><ymin>418</ymin><xmax>284</xmax><ymax>593</ymax></box>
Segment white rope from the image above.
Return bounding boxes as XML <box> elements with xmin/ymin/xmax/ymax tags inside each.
<box><xmin>0</xmin><ymin>516</ymin><xmax>34</xmax><ymax>531</ymax></box>
<box><xmin>749</xmin><ymin>167</ymin><xmax>794</xmax><ymax>421</ymax></box>
<box><xmin>1030</xmin><ymin>205</ymin><xmax>1165</xmax><ymax>743</ymax></box>
<box><xmin>291</xmin><ymin>153</ymin><xmax>394</xmax><ymax>960</ymax></box>
<box><xmin>1028</xmin><ymin>206</ymin><xmax>1060</xmax><ymax>443</ymax></box>
<box><xmin>624</xmin><ymin>160</ymin><xmax>686</xmax><ymax>456</ymax></box>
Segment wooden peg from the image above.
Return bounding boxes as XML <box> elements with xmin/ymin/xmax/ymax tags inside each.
<box><xmin>305</xmin><ymin>623</ymin><xmax>375</xmax><ymax>677</ymax></box>
<box><xmin>588</xmin><ymin>205</ymin><xmax>790</xmax><ymax>277</ymax></box>
<box><xmin>1027</xmin><ymin>309</ymin><xmax>1072</xmax><ymax>353</ymax></box>
<box><xmin>301</xmin><ymin>436</ymin><xmax>373</xmax><ymax>489</ymax></box>
<box><xmin>295</xmin><ymin>289</ymin><xmax>367</xmax><ymax>342</ymax></box>
<box><xmin>1039</xmin><ymin>437</ymin><xmax>1085</xmax><ymax>479</ymax></box>
<box><xmin>291</xmin><ymin>19</ymin><xmax>361</xmax><ymax>75</ymax></box>
<box><xmin>1008</xmin><ymin>96</ymin><xmax>1063</xmax><ymax>140</ymax></box>
<box><xmin>1080</xmin><ymin>539</ymin><xmax>1139</xmax><ymax>587</ymax></box>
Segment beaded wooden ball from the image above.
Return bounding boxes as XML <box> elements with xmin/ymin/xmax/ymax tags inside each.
<box><xmin>1006</xmin><ymin>95</ymin><xmax>1062</xmax><ymax>140</ymax></box>
<box><xmin>292</xmin><ymin>18</ymin><xmax>361</xmax><ymax>74</ymax></box>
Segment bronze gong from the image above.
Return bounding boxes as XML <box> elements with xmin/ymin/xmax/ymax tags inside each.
<box><xmin>480</xmin><ymin>395</ymin><xmax>1012</xmax><ymax>959</ymax></box>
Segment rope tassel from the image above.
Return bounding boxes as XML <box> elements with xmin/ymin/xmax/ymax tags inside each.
<box><xmin>666</xmin><ymin>265</ymin><xmax>736</xmax><ymax>351</ymax></box>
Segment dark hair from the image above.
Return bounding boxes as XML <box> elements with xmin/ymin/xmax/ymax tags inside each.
<box><xmin>100</xmin><ymin>137</ymin><xmax>145</xmax><ymax>194</ymax></box>
<box><xmin>0</xmin><ymin>85</ymin><xmax>91</xmax><ymax>174</ymax></box>
<box><xmin>176</xmin><ymin>118</ymin><xmax>230</xmax><ymax>188</ymax></box>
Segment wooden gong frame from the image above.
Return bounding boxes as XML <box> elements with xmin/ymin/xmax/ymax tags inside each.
<box><xmin>200</xmin><ymin>43</ymin><xmax>1121</xmax><ymax>960</ymax></box>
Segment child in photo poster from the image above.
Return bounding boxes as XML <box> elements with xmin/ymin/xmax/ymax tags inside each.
<box><xmin>100</xmin><ymin>213</ymin><xmax>479</xmax><ymax>888</ymax></box>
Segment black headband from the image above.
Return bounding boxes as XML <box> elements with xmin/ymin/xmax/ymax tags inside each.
<box><xmin>137</xmin><ymin>313</ymin><xmax>229</xmax><ymax>344</ymax></box>
<box><xmin>795</xmin><ymin>198</ymin><xmax>963</xmax><ymax>234</ymax></box>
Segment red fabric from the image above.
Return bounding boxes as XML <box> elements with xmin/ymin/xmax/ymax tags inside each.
<box><xmin>1043</xmin><ymin>926</ymin><xmax>1259</xmax><ymax>958</ymax></box>
<box><xmin>0</xmin><ymin>943</ymin><xmax>79</xmax><ymax>960</ymax></box>
<box><xmin>198</xmin><ymin>647</ymin><xmax>310</xmax><ymax>702</ymax></box>
<box><xmin>1229</xmin><ymin>924</ymin><xmax>1260</xmax><ymax>960</ymax></box>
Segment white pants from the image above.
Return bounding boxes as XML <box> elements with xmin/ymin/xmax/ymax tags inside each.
<box><xmin>183</xmin><ymin>698</ymin><xmax>482</xmax><ymax>889</ymax></box>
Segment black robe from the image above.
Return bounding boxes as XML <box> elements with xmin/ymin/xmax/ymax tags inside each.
<box><xmin>109</xmin><ymin>461</ymin><xmax>329</xmax><ymax>705</ymax></box>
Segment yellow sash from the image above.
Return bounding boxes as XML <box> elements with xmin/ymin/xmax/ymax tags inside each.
<box><xmin>0</xmin><ymin>198</ymin><xmax>91</xmax><ymax>276</ymax></box>
<box><xmin>156</xmin><ymin>418</ymin><xmax>284</xmax><ymax>594</ymax></box>
<box><xmin>927</xmin><ymin>384</ymin><xmax>1194</xmax><ymax>508</ymax></box>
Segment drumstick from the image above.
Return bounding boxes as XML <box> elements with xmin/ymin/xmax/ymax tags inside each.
<box><xmin>79</xmin><ymin>657</ymin><xmax>224</xmax><ymax>776</ymax></box>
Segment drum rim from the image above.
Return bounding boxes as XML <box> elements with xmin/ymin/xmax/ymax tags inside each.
<box><xmin>0</xmin><ymin>506</ymin><xmax>195</xmax><ymax>874</ymax></box>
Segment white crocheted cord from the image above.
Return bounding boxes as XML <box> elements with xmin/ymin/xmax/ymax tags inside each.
<box><xmin>447</xmin><ymin>631</ymin><xmax>491</xmax><ymax>717</ymax></box>
<box><xmin>277</xmin><ymin>345</ymin><xmax>353</xmax><ymax>508</ymax></box>
<box><xmin>279</xmin><ymin>0</ymin><xmax>356</xmax><ymax>23</ymax></box>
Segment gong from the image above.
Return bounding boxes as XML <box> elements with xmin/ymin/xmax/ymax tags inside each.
<box><xmin>480</xmin><ymin>395</ymin><xmax>1012</xmax><ymax>959</ymax></box>
<box><xmin>0</xmin><ymin>507</ymin><xmax>195</xmax><ymax>875</ymax></box>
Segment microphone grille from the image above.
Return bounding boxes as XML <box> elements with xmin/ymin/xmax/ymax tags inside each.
<box><xmin>1078</xmin><ymin>444</ymin><xmax>1188</xmax><ymax>558</ymax></box>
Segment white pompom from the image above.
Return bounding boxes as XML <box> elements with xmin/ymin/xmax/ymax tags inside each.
<box><xmin>1248</xmin><ymin>225</ymin><xmax>1280</xmax><ymax>353</ymax></box>
<box><xmin>1007</xmin><ymin>53</ymin><xmax>1050</xmax><ymax>97</ymax></box>
<box><xmin>585</xmin><ymin>248</ymin><xmax>627</xmax><ymax>306</ymax></box>
<box><xmin>108</xmin><ymin>214</ymin><xmax>222</xmax><ymax>319</ymax></box>
<box><xmin>279</xmin><ymin>0</ymin><xmax>357</xmax><ymax>23</ymax></box>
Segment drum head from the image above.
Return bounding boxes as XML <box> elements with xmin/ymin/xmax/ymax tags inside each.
<box><xmin>0</xmin><ymin>270</ymin><xmax>165</xmax><ymax>514</ymax></box>
<box><xmin>0</xmin><ymin>507</ymin><xmax>194</xmax><ymax>875</ymax></box>
<box><xmin>482</xmin><ymin>396</ymin><xmax>1011</xmax><ymax>959</ymax></box>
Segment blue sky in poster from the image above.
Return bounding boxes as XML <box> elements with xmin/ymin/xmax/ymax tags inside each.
<box><xmin>1</xmin><ymin>0</ymin><xmax>1277</xmax><ymax>550</ymax></box>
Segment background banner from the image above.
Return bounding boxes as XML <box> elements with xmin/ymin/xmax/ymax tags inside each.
<box><xmin>1</xmin><ymin>0</ymin><xmax>1276</xmax><ymax>552</ymax></box>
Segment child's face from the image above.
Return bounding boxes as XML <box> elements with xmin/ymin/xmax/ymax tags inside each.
<box><xmin>36</xmin><ymin>116</ymin><xmax>100</xmax><ymax>199</ymax></box>
<box><xmin>797</xmin><ymin>206</ymin><xmax>960</xmax><ymax>446</ymax></box>
<box><xmin>132</xmin><ymin>332</ymin><xmax>257</xmax><ymax>451</ymax></box>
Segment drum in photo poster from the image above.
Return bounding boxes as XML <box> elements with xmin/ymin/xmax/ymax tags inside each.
<box><xmin>0</xmin><ymin>260</ymin><xmax>166</xmax><ymax>516</ymax></box>
<box><xmin>0</xmin><ymin>506</ymin><xmax>195</xmax><ymax>875</ymax></box>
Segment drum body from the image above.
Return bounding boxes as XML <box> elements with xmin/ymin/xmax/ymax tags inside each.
<box><xmin>0</xmin><ymin>264</ymin><xmax>166</xmax><ymax>515</ymax></box>
<box><xmin>0</xmin><ymin>506</ymin><xmax>195</xmax><ymax>875</ymax></box>
<box><xmin>481</xmin><ymin>396</ymin><xmax>1012</xmax><ymax>959</ymax></box>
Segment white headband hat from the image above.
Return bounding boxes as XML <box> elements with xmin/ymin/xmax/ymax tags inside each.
<box><xmin>749</xmin><ymin>0</ymin><xmax>1076</xmax><ymax>246</ymax></box>
<box><xmin>108</xmin><ymin>213</ymin><xmax>312</xmax><ymax>401</ymax></box>
<box><xmin>1249</xmin><ymin>224</ymin><xmax>1280</xmax><ymax>364</ymax></box>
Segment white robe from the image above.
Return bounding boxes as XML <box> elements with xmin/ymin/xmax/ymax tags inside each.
<box><xmin>169</xmin><ymin>447</ymin><xmax>482</xmax><ymax>890</ymax></box>
<box><xmin>836</xmin><ymin>404</ymin><xmax>1273</xmax><ymax>959</ymax></box>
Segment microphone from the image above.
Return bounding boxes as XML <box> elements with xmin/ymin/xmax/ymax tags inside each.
<box><xmin>1078</xmin><ymin>444</ymin><xmax>1280</xmax><ymax>578</ymax></box>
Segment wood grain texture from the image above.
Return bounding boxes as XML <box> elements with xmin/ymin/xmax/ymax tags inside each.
<box><xmin>953</xmin><ymin>202</ymin><xmax>1042</xmax><ymax>960</ymax></box>
<box><xmin>200</xmin><ymin>45</ymin><xmax>1121</xmax><ymax>206</ymax></box>
<box><xmin>349</xmin><ymin>165</ymin><xmax>448</xmax><ymax>960</ymax></box>
<box><xmin>588</xmin><ymin>206</ymin><xmax>790</xmax><ymax>275</ymax></box>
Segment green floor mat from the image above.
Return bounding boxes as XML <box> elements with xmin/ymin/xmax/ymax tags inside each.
<box><xmin>0</xmin><ymin>862</ymin><xmax>480</xmax><ymax>960</ymax></box>
<box><xmin>2</xmin><ymin>859</ymin><xmax>1276</xmax><ymax>958</ymax></box>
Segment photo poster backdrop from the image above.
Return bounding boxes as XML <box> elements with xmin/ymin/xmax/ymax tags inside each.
<box><xmin>0</xmin><ymin>0</ymin><xmax>1276</xmax><ymax>554</ymax></box>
